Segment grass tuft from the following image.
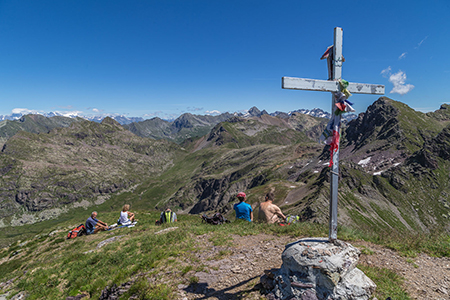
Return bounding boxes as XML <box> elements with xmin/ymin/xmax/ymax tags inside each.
<box><xmin>358</xmin><ymin>265</ymin><xmax>411</xmax><ymax>300</ymax></box>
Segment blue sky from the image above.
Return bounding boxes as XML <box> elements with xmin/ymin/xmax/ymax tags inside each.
<box><xmin>0</xmin><ymin>0</ymin><xmax>448</xmax><ymax>120</ymax></box>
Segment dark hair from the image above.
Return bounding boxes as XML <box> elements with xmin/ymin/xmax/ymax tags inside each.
<box><xmin>265</xmin><ymin>192</ymin><xmax>274</xmax><ymax>201</ymax></box>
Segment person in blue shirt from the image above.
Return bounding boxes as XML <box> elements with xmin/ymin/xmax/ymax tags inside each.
<box><xmin>233</xmin><ymin>192</ymin><xmax>253</xmax><ymax>222</ymax></box>
<box><xmin>85</xmin><ymin>211</ymin><xmax>109</xmax><ymax>234</ymax></box>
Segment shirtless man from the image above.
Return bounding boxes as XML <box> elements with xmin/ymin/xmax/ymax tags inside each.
<box><xmin>258</xmin><ymin>192</ymin><xmax>286</xmax><ymax>224</ymax></box>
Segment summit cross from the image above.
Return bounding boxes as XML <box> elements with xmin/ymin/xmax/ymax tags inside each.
<box><xmin>282</xmin><ymin>27</ymin><xmax>385</xmax><ymax>241</ymax></box>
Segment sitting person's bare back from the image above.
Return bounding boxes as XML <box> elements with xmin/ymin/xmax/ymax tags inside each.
<box><xmin>258</xmin><ymin>192</ymin><xmax>286</xmax><ymax>224</ymax></box>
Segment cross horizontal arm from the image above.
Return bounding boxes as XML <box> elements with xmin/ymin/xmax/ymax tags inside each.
<box><xmin>282</xmin><ymin>77</ymin><xmax>385</xmax><ymax>95</ymax></box>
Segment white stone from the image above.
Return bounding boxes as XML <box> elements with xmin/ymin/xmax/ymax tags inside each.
<box><xmin>269</xmin><ymin>238</ymin><xmax>376</xmax><ymax>300</ymax></box>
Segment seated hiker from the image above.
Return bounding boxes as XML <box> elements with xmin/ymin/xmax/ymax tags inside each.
<box><xmin>118</xmin><ymin>204</ymin><xmax>135</xmax><ymax>225</ymax></box>
<box><xmin>160</xmin><ymin>208</ymin><xmax>177</xmax><ymax>223</ymax></box>
<box><xmin>85</xmin><ymin>211</ymin><xmax>109</xmax><ymax>234</ymax></box>
<box><xmin>258</xmin><ymin>192</ymin><xmax>286</xmax><ymax>224</ymax></box>
<box><xmin>233</xmin><ymin>192</ymin><xmax>253</xmax><ymax>222</ymax></box>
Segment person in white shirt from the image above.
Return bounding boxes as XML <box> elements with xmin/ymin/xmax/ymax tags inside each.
<box><xmin>118</xmin><ymin>204</ymin><xmax>135</xmax><ymax>225</ymax></box>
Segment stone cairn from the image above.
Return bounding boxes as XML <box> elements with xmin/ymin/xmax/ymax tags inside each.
<box><xmin>261</xmin><ymin>237</ymin><xmax>376</xmax><ymax>300</ymax></box>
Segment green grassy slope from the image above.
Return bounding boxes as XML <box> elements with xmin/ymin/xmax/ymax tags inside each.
<box><xmin>1</xmin><ymin>210</ymin><xmax>448</xmax><ymax>299</ymax></box>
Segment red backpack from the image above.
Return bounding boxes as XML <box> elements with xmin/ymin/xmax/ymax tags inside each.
<box><xmin>67</xmin><ymin>224</ymin><xmax>86</xmax><ymax>239</ymax></box>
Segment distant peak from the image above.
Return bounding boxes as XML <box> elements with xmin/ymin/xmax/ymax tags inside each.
<box><xmin>439</xmin><ymin>104</ymin><xmax>450</xmax><ymax>110</ymax></box>
<box><xmin>245</xmin><ymin>106</ymin><xmax>268</xmax><ymax>118</ymax></box>
<box><xmin>101</xmin><ymin>116</ymin><xmax>122</xmax><ymax>127</ymax></box>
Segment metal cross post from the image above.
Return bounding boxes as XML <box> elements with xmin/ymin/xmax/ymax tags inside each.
<box><xmin>282</xmin><ymin>27</ymin><xmax>385</xmax><ymax>241</ymax></box>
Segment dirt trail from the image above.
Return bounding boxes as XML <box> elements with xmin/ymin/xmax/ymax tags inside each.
<box><xmin>175</xmin><ymin>234</ymin><xmax>450</xmax><ymax>300</ymax></box>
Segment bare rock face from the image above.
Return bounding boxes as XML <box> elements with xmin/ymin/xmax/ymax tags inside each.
<box><xmin>264</xmin><ymin>237</ymin><xmax>376</xmax><ymax>300</ymax></box>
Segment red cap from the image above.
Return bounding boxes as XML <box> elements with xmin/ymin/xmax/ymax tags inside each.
<box><xmin>237</xmin><ymin>192</ymin><xmax>246</xmax><ymax>198</ymax></box>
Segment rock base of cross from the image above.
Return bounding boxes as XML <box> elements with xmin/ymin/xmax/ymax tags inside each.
<box><xmin>260</xmin><ymin>237</ymin><xmax>376</xmax><ymax>300</ymax></box>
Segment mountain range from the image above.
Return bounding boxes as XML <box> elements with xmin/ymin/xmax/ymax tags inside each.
<box><xmin>0</xmin><ymin>107</ymin><xmax>354</xmax><ymax>147</ymax></box>
<box><xmin>0</xmin><ymin>107</ymin><xmax>355</xmax><ymax>125</ymax></box>
<box><xmin>0</xmin><ymin>111</ymin><xmax>145</xmax><ymax>125</ymax></box>
<box><xmin>0</xmin><ymin>98</ymin><xmax>448</xmax><ymax>236</ymax></box>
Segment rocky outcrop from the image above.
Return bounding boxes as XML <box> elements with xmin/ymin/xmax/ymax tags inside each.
<box><xmin>339</xmin><ymin>97</ymin><xmax>446</xmax><ymax>175</ymax></box>
<box><xmin>344</xmin><ymin>97</ymin><xmax>400</xmax><ymax>149</ymax></box>
<box><xmin>263</xmin><ymin>238</ymin><xmax>376</xmax><ymax>300</ymax></box>
<box><xmin>405</xmin><ymin>124</ymin><xmax>450</xmax><ymax>170</ymax></box>
<box><xmin>427</xmin><ymin>103</ymin><xmax>450</xmax><ymax>121</ymax></box>
<box><xmin>428</xmin><ymin>125</ymin><xmax>450</xmax><ymax>160</ymax></box>
<box><xmin>206</xmin><ymin>125</ymin><xmax>236</xmax><ymax>146</ymax></box>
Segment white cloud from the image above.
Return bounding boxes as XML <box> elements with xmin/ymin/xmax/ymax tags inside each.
<box><xmin>381</xmin><ymin>67</ymin><xmax>414</xmax><ymax>95</ymax></box>
<box><xmin>12</xmin><ymin>108</ymin><xmax>39</xmax><ymax>114</ymax></box>
<box><xmin>389</xmin><ymin>71</ymin><xmax>414</xmax><ymax>95</ymax></box>
<box><xmin>398</xmin><ymin>52</ymin><xmax>407</xmax><ymax>60</ymax></box>
<box><xmin>205</xmin><ymin>110</ymin><xmax>221</xmax><ymax>115</ymax></box>
<box><xmin>415</xmin><ymin>36</ymin><xmax>428</xmax><ymax>49</ymax></box>
<box><xmin>381</xmin><ymin>66</ymin><xmax>391</xmax><ymax>77</ymax></box>
<box><xmin>92</xmin><ymin>108</ymin><xmax>99</xmax><ymax>113</ymax></box>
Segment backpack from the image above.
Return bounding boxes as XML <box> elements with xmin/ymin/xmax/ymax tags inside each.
<box><xmin>286</xmin><ymin>215</ymin><xmax>300</xmax><ymax>224</ymax></box>
<box><xmin>67</xmin><ymin>224</ymin><xmax>86</xmax><ymax>239</ymax></box>
<box><xmin>161</xmin><ymin>211</ymin><xmax>174</xmax><ymax>223</ymax></box>
<box><xmin>201</xmin><ymin>213</ymin><xmax>230</xmax><ymax>225</ymax></box>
